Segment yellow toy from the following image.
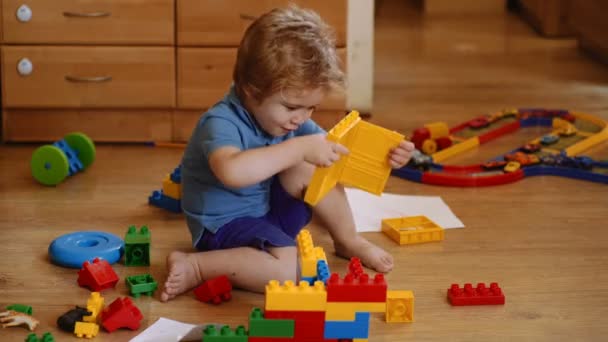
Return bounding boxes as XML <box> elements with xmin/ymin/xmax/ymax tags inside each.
<box><xmin>381</xmin><ymin>215</ymin><xmax>445</xmax><ymax>245</ymax></box>
<box><xmin>304</xmin><ymin>111</ymin><xmax>404</xmax><ymax>206</ymax></box>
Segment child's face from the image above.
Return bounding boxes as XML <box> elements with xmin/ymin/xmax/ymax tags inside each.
<box><xmin>246</xmin><ymin>87</ymin><xmax>325</xmax><ymax>137</ymax></box>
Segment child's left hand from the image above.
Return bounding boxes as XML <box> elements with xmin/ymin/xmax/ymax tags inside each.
<box><xmin>389</xmin><ymin>140</ymin><xmax>416</xmax><ymax>169</ymax></box>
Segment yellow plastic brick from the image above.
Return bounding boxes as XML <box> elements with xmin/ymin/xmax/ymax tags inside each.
<box><xmin>162</xmin><ymin>174</ymin><xmax>182</xmax><ymax>199</ymax></box>
<box><xmin>82</xmin><ymin>292</ymin><xmax>104</xmax><ymax>323</ymax></box>
<box><xmin>325</xmin><ymin>302</ymin><xmax>387</xmax><ymax>321</ymax></box>
<box><xmin>305</xmin><ymin>111</ymin><xmax>404</xmax><ymax>206</ymax></box>
<box><xmin>386</xmin><ymin>290</ymin><xmax>414</xmax><ymax>323</ymax></box>
<box><xmin>296</xmin><ymin>230</ymin><xmax>318</xmax><ymax>278</ymax></box>
<box><xmin>265</xmin><ymin>280</ymin><xmax>327</xmax><ymax>312</ymax></box>
<box><xmin>74</xmin><ymin>321</ymin><xmax>99</xmax><ymax>338</ymax></box>
<box><xmin>381</xmin><ymin>216</ymin><xmax>444</xmax><ymax>245</ymax></box>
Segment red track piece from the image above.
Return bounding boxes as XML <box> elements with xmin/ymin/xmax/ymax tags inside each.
<box><xmin>193</xmin><ymin>275</ymin><xmax>232</xmax><ymax>304</ymax></box>
<box><xmin>77</xmin><ymin>258</ymin><xmax>119</xmax><ymax>291</ymax></box>
<box><xmin>447</xmin><ymin>283</ymin><xmax>505</xmax><ymax>306</ymax></box>
<box><xmin>100</xmin><ymin>297</ymin><xmax>143</xmax><ymax>332</ymax></box>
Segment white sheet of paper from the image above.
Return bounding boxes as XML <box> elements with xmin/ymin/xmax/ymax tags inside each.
<box><xmin>345</xmin><ymin>188</ymin><xmax>465</xmax><ymax>232</ymax></box>
<box><xmin>130</xmin><ymin>318</ymin><xmax>221</xmax><ymax>342</ymax></box>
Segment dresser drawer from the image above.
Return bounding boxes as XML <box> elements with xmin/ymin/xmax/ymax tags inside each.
<box><xmin>3</xmin><ymin>109</ymin><xmax>173</xmax><ymax>142</ymax></box>
<box><xmin>177</xmin><ymin>47</ymin><xmax>346</xmax><ymax>110</ymax></box>
<box><xmin>2</xmin><ymin>0</ymin><xmax>174</xmax><ymax>45</ymax></box>
<box><xmin>177</xmin><ymin>0</ymin><xmax>347</xmax><ymax>46</ymax></box>
<box><xmin>2</xmin><ymin>46</ymin><xmax>176</xmax><ymax>108</ymax></box>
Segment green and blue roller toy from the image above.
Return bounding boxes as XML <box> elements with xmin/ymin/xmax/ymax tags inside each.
<box><xmin>30</xmin><ymin>132</ymin><xmax>96</xmax><ymax>186</ymax></box>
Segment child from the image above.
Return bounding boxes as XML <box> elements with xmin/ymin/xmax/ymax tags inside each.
<box><xmin>160</xmin><ymin>5</ymin><xmax>414</xmax><ymax>302</ymax></box>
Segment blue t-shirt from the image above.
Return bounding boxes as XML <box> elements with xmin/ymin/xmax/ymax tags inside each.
<box><xmin>181</xmin><ymin>86</ymin><xmax>325</xmax><ymax>246</ymax></box>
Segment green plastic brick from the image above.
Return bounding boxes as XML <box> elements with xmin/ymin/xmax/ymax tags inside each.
<box><xmin>248</xmin><ymin>307</ymin><xmax>295</xmax><ymax>337</ymax></box>
<box><xmin>25</xmin><ymin>332</ymin><xmax>54</xmax><ymax>342</ymax></box>
<box><xmin>124</xmin><ymin>225</ymin><xmax>150</xmax><ymax>266</ymax></box>
<box><xmin>7</xmin><ymin>304</ymin><xmax>32</xmax><ymax>315</ymax></box>
<box><xmin>126</xmin><ymin>274</ymin><xmax>158</xmax><ymax>298</ymax></box>
<box><xmin>203</xmin><ymin>325</ymin><xmax>248</xmax><ymax>342</ymax></box>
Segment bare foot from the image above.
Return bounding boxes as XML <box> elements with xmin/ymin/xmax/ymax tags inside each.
<box><xmin>160</xmin><ymin>251</ymin><xmax>203</xmax><ymax>302</ymax></box>
<box><xmin>334</xmin><ymin>236</ymin><xmax>394</xmax><ymax>273</ymax></box>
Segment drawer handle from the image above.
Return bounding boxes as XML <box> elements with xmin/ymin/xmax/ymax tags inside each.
<box><xmin>65</xmin><ymin>75</ymin><xmax>112</xmax><ymax>83</ymax></box>
<box><xmin>239</xmin><ymin>13</ymin><xmax>257</xmax><ymax>21</ymax></box>
<box><xmin>63</xmin><ymin>11</ymin><xmax>111</xmax><ymax>18</ymax></box>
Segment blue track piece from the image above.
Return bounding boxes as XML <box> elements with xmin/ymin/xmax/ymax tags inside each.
<box><xmin>519</xmin><ymin>116</ymin><xmax>553</xmax><ymax>127</ymax></box>
<box><xmin>324</xmin><ymin>312</ymin><xmax>371</xmax><ymax>339</ymax></box>
<box><xmin>317</xmin><ymin>260</ymin><xmax>330</xmax><ymax>284</ymax></box>
<box><xmin>149</xmin><ymin>190</ymin><xmax>182</xmax><ymax>213</ymax></box>
<box><xmin>48</xmin><ymin>231</ymin><xmax>124</xmax><ymax>268</ymax></box>
<box><xmin>523</xmin><ymin>165</ymin><xmax>608</xmax><ymax>184</ymax></box>
<box><xmin>53</xmin><ymin>140</ymin><xmax>83</xmax><ymax>176</ymax></box>
<box><xmin>392</xmin><ymin>167</ymin><xmax>423</xmax><ymax>182</ymax></box>
<box><xmin>170</xmin><ymin>165</ymin><xmax>182</xmax><ymax>184</ymax></box>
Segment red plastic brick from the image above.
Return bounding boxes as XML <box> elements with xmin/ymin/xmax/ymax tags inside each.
<box><xmin>193</xmin><ymin>275</ymin><xmax>232</xmax><ymax>304</ymax></box>
<box><xmin>100</xmin><ymin>297</ymin><xmax>143</xmax><ymax>332</ymax></box>
<box><xmin>347</xmin><ymin>257</ymin><xmax>364</xmax><ymax>279</ymax></box>
<box><xmin>77</xmin><ymin>258</ymin><xmax>119</xmax><ymax>292</ymax></box>
<box><xmin>265</xmin><ymin>310</ymin><xmax>325</xmax><ymax>340</ymax></box>
<box><xmin>447</xmin><ymin>283</ymin><xmax>505</xmax><ymax>306</ymax></box>
<box><xmin>326</xmin><ymin>272</ymin><xmax>387</xmax><ymax>302</ymax></box>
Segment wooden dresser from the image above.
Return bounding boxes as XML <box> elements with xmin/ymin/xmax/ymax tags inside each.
<box><xmin>1</xmin><ymin>0</ymin><xmax>348</xmax><ymax>142</ymax></box>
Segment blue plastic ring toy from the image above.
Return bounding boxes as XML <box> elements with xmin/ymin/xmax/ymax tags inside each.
<box><xmin>48</xmin><ymin>231</ymin><xmax>124</xmax><ymax>268</ymax></box>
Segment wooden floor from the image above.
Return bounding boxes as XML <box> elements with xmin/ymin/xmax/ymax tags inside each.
<box><xmin>2</xmin><ymin>1</ymin><xmax>608</xmax><ymax>341</ymax></box>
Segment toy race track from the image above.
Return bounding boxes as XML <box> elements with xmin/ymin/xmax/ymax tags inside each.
<box><xmin>393</xmin><ymin>108</ymin><xmax>608</xmax><ymax>186</ymax></box>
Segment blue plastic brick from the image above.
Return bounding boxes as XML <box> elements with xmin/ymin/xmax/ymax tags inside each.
<box><xmin>148</xmin><ymin>190</ymin><xmax>182</xmax><ymax>213</ymax></box>
<box><xmin>170</xmin><ymin>166</ymin><xmax>182</xmax><ymax>184</ymax></box>
<box><xmin>300</xmin><ymin>276</ymin><xmax>316</xmax><ymax>285</ymax></box>
<box><xmin>324</xmin><ymin>312</ymin><xmax>370</xmax><ymax>339</ymax></box>
<box><xmin>317</xmin><ymin>260</ymin><xmax>330</xmax><ymax>284</ymax></box>
<box><xmin>53</xmin><ymin>140</ymin><xmax>83</xmax><ymax>176</ymax></box>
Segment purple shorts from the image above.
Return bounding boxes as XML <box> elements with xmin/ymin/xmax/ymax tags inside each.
<box><xmin>196</xmin><ymin>179</ymin><xmax>312</xmax><ymax>251</ymax></box>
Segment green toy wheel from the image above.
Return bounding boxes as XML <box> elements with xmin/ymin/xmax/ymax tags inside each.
<box><xmin>64</xmin><ymin>132</ymin><xmax>96</xmax><ymax>169</ymax></box>
<box><xmin>31</xmin><ymin>145</ymin><xmax>70</xmax><ymax>186</ymax></box>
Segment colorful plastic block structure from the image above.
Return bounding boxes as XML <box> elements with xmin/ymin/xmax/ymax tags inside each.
<box><xmin>381</xmin><ymin>215</ymin><xmax>445</xmax><ymax>245</ymax></box>
<box><xmin>30</xmin><ymin>132</ymin><xmax>95</xmax><ymax>186</ymax></box>
<box><xmin>126</xmin><ymin>274</ymin><xmax>158</xmax><ymax>298</ymax></box>
<box><xmin>99</xmin><ymin>297</ymin><xmax>143</xmax><ymax>332</ymax></box>
<box><xmin>149</xmin><ymin>165</ymin><xmax>182</xmax><ymax>213</ymax></box>
<box><xmin>124</xmin><ymin>225</ymin><xmax>151</xmax><ymax>266</ymax></box>
<box><xmin>194</xmin><ymin>275</ymin><xmax>233</xmax><ymax>304</ymax></box>
<box><xmin>202</xmin><ymin>230</ymin><xmax>414</xmax><ymax>341</ymax></box>
<box><xmin>77</xmin><ymin>258</ymin><xmax>119</xmax><ymax>291</ymax></box>
<box><xmin>447</xmin><ymin>283</ymin><xmax>505</xmax><ymax>306</ymax></box>
<box><xmin>304</xmin><ymin>111</ymin><xmax>405</xmax><ymax>205</ymax></box>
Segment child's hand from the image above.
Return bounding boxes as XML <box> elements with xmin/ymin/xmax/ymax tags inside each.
<box><xmin>389</xmin><ymin>140</ymin><xmax>415</xmax><ymax>168</ymax></box>
<box><xmin>300</xmin><ymin>134</ymin><xmax>349</xmax><ymax>167</ymax></box>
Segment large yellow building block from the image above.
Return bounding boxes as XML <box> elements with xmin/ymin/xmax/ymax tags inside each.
<box><xmin>304</xmin><ymin>111</ymin><xmax>404</xmax><ymax>206</ymax></box>
<box><xmin>74</xmin><ymin>321</ymin><xmax>99</xmax><ymax>338</ymax></box>
<box><xmin>325</xmin><ymin>302</ymin><xmax>387</xmax><ymax>321</ymax></box>
<box><xmin>162</xmin><ymin>174</ymin><xmax>182</xmax><ymax>200</ymax></box>
<box><xmin>265</xmin><ymin>280</ymin><xmax>327</xmax><ymax>311</ymax></box>
<box><xmin>386</xmin><ymin>290</ymin><xmax>414</xmax><ymax>323</ymax></box>
<box><xmin>82</xmin><ymin>292</ymin><xmax>104</xmax><ymax>323</ymax></box>
<box><xmin>381</xmin><ymin>216</ymin><xmax>444</xmax><ymax>245</ymax></box>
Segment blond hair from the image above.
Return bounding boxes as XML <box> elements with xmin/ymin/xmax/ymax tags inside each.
<box><xmin>233</xmin><ymin>5</ymin><xmax>345</xmax><ymax>103</ymax></box>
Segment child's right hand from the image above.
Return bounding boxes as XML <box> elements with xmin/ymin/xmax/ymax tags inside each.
<box><xmin>300</xmin><ymin>134</ymin><xmax>349</xmax><ymax>167</ymax></box>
